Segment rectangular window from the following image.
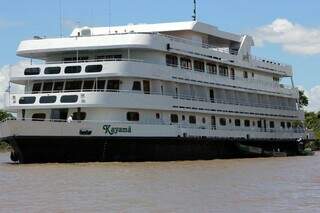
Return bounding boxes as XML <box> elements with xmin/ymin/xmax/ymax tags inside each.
<box><xmin>65</xmin><ymin>81</ymin><xmax>82</xmax><ymax>92</ymax></box>
<box><xmin>85</xmin><ymin>65</ymin><xmax>102</xmax><ymax>73</ymax></box>
<box><xmin>189</xmin><ymin>115</ymin><xmax>196</xmax><ymax>124</ymax></box>
<box><xmin>258</xmin><ymin>120</ymin><xmax>262</xmax><ymax>128</ymax></box>
<box><xmin>235</xmin><ymin>119</ymin><xmax>241</xmax><ymax>127</ymax></box>
<box><xmin>244</xmin><ymin>120</ymin><xmax>250</xmax><ymax>127</ymax></box>
<box><xmin>170</xmin><ymin>114</ymin><xmax>179</xmax><ymax>123</ymax></box>
<box><xmin>219</xmin><ymin>118</ymin><xmax>226</xmax><ymax>126</ymax></box>
<box><xmin>83</xmin><ymin>81</ymin><xmax>94</xmax><ymax>91</ymax></box>
<box><xmin>207</xmin><ymin>63</ymin><xmax>217</xmax><ymax>74</ymax></box>
<box><xmin>180</xmin><ymin>58</ymin><xmax>192</xmax><ymax>70</ymax></box>
<box><xmin>127</xmin><ymin>112</ymin><xmax>139</xmax><ymax>121</ymax></box>
<box><xmin>53</xmin><ymin>82</ymin><xmax>64</xmax><ymax>93</ymax></box>
<box><xmin>243</xmin><ymin>71</ymin><xmax>248</xmax><ymax>79</ymax></box>
<box><xmin>44</xmin><ymin>67</ymin><xmax>61</xmax><ymax>75</ymax></box>
<box><xmin>287</xmin><ymin>122</ymin><xmax>292</xmax><ymax>128</ymax></box>
<box><xmin>107</xmin><ymin>80</ymin><xmax>120</xmax><ymax>91</ymax></box>
<box><xmin>25</xmin><ymin>68</ymin><xmax>40</xmax><ymax>75</ymax></box>
<box><xmin>32</xmin><ymin>113</ymin><xmax>46</xmax><ymax>121</ymax></box>
<box><xmin>32</xmin><ymin>83</ymin><xmax>42</xmax><ymax>94</ymax></box>
<box><xmin>281</xmin><ymin>122</ymin><xmax>285</xmax><ymax>128</ymax></box>
<box><xmin>97</xmin><ymin>80</ymin><xmax>106</xmax><ymax>91</ymax></box>
<box><xmin>166</xmin><ymin>55</ymin><xmax>178</xmax><ymax>67</ymax></box>
<box><xmin>60</xmin><ymin>95</ymin><xmax>78</xmax><ymax>103</ymax></box>
<box><xmin>194</xmin><ymin>60</ymin><xmax>205</xmax><ymax>72</ymax></box>
<box><xmin>39</xmin><ymin>96</ymin><xmax>57</xmax><ymax>104</ymax></box>
<box><xmin>219</xmin><ymin>66</ymin><xmax>228</xmax><ymax>76</ymax></box>
<box><xmin>270</xmin><ymin>121</ymin><xmax>275</xmax><ymax>128</ymax></box>
<box><xmin>42</xmin><ymin>82</ymin><xmax>53</xmax><ymax>93</ymax></box>
<box><xmin>65</xmin><ymin>66</ymin><xmax>81</xmax><ymax>74</ymax></box>
<box><xmin>132</xmin><ymin>81</ymin><xmax>142</xmax><ymax>91</ymax></box>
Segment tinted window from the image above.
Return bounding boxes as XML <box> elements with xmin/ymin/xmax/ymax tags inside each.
<box><xmin>44</xmin><ymin>67</ymin><xmax>61</xmax><ymax>74</ymax></box>
<box><xmin>235</xmin><ymin>119</ymin><xmax>241</xmax><ymax>126</ymax></box>
<box><xmin>85</xmin><ymin>65</ymin><xmax>102</xmax><ymax>73</ymax></box>
<box><xmin>65</xmin><ymin>66</ymin><xmax>81</xmax><ymax>74</ymax></box>
<box><xmin>97</xmin><ymin>80</ymin><xmax>106</xmax><ymax>91</ymax></box>
<box><xmin>32</xmin><ymin>113</ymin><xmax>46</xmax><ymax>121</ymax></box>
<box><xmin>39</xmin><ymin>96</ymin><xmax>57</xmax><ymax>104</ymax></box>
<box><xmin>19</xmin><ymin>96</ymin><xmax>36</xmax><ymax>104</ymax></box>
<box><xmin>166</xmin><ymin>55</ymin><xmax>178</xmax><ymax>67</ymax></box>
<box><xmin>24</xmin><ymin>68</ymin><xmax>40</xmax><ymax>75</ymax></box>
<box><xmin>189</xmin><ymin>116</ymin><xmax>196</xmax><ymax>124</ymax></box>
<box><xmin>53</xmin><ymin>82</ymin><xmax>64</xmax><ymax>92</ymax></box>
<box><xmin>42</xmin><ymin>82</ymin><xmax>53</xmax><ymax>93</ymax></box>
<box><xmin>83</xmin><ymin>81</ymin><xmax>94</xmax><ymax>91</ymax></box>
<box><xmin>132</xmin><ymin>81</ymin><xmax>141</xmax><ymax>91</ymax></box>
<box><xmin>65</xmin><ymin>81</ymin><xmax>82</xmax><ymax>92</ymax></box>
<box><xmin>127</xmin><ymin>112</ymin><xmax>139</xmax><ymax>121</ymax></box>
<box><xmin>219</xmin><ymin>118</ymin><xmax>226</xmax><ymax>126</ymax></box>
<box><xmin>72</xmin><ymin>112</ymin><xmax>87</xmax><ymax>120</ymax></box>
<box><xmin>107</xmin><ymin>80</ymin><xmax>120</xmax><ymax>91</ymax></box>
<box><xmin>244</xmin><ymin>120</ymin><xmax>250</xmax><ymax>127</ymax></box>
<box><xmin>32</xmin><ymin>83</ymin><xmax>42</xmax><ymax>94</ymax></box>
<box><xmin>194</xmin><ymin>60</ymin><xmax>205</xmax><ymax>72</ymax></box>
<box><xmin>170</xmin><ymin>114</ymin><xmax>179</xmax><ymax>123</ymax></box>
<box><xmin>60</xmin><ymin>95</ymin><xmax>78</xmax><ymax>103</ymax></box>
<box><xmin>270</xmin><ymin>121</ymin><xmax>275</xmax><ymax>128</ymax></box>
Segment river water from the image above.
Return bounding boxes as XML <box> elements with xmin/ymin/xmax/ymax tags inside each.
<box><xmin>0</xmin><ymin>152</ymin><xmax>320</xmax><ymax>213</ymax></box>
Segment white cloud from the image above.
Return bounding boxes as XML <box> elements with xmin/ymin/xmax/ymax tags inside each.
<box><xmin>253</xmin><ymin>18</ymin><xmax>320</xmax><ymax>55</ymax></box>
<box><xmin>63</xmin><ymin>19</ymin><xmax>79</xmax><ymax>30</ymax></box>
<box><xmin>0</xmin><ymin>62</ymin><xmax>25</xmax><ymax>109</ymax></box>
<box><xmin>304</xmin><ymin>86</ymin><xmax>320</xmax><ymax>112</ymax></box>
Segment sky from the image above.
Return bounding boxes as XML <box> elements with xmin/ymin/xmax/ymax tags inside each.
<box><xmin>0</xmin><ymin>0</ymin><xmax>319</xmax><ymax>111</ymax></box>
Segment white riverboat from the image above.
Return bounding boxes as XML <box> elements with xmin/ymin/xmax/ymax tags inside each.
<box><xmin>0</xmin><ymin>21</ymin><xmax>307</xmax><ymax>163</ymax></box>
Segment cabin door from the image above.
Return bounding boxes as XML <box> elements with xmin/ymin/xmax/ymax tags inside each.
<box><xmin>209</xmin><ymin>89</ymin><xmax>215</xmax><ymax>102</ymax></box>
<box><xmin>211</xmin><ymin>116</ymin><xmax>216</xmax><ymax>130</ymax></box>
<box><xmin>51</xmin><ymin>109</ymin><xmax>69</xmax><ymax>121</ymax></box>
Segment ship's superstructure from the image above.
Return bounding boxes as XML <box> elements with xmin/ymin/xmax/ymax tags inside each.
<box><xmin>0</xmin><ymin>21</ymin><xmax>307</xmax><ymax>163</ymax></box>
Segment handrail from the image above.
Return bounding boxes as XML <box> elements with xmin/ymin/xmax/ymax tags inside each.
<box><xmin>2</xmin><ymin>117</ymin><xmax>305</xmax><ymax>134</ymax></box>
<box><xmin>19</xmin><ymin>58</ymin><xmax>292</xmax><ymax>90</ymax></box>
<box><xmin>9</xmin><ymin>89</ymin><xmax>297</xmax><ymax>111</ymax></box>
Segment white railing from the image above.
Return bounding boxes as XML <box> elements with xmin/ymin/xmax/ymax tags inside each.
<box><xmin>1</xmin><ymin>117</ymin><xmax>305</xmax><ymax>134</ymax></box>
<box><xmin>11</xmin><ymin>89</ymin><xmax>297</xmax><ymax>111</ymax></box>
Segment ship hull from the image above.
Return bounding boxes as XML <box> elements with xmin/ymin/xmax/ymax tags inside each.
<box><xmin>3</xmin><ymin>136</ymin><xmax>304</xmax><ymax>163</ymax></box>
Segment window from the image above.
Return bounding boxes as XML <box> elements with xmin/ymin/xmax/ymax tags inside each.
<box><xmin>127</xmin><ymin>112</ymin><xmax>139</xmax><ymax>121</ymax></box>
<box><xmin>32</xmin><ymin>83</ymin><xmax>42</xmax><ymax>94</ymax></box>
<box><xmin>132</xmin><ymin>81</ymin><xmax>142</xmax><ymax>91</ymax></box>
<box><xmin>85</xmin><ymin>65</ymin><xmax>102</xmax><ymax>73</ymax></box>
<box><xmin>235</xmin><ymin>119</ymin><xmax>241</xmax><ymax>127</ymax></box>
<box><xmin>39</xmin><ymin>96</ymin><xmax>57</xmax><ymax>104</ymax></box>
<box><xmin>166</xmin><ymin>55</ymin><xmax>178</xmax><ymax>67</ymax></box>
<box><xmin>24</xmin><ymin>68</ymin><xmax>40</xmax><ymax>75</ymax></box>
<box><xmin>44</xmin><ymin>67</ymin><xmax>61</xmax><ymax>74</ymax></box>
<box><xmin>42</xmin><ymin>82</ymin><xmax>53</xmax><ymax>93</ymax></box>
<box><xmin>251</xmin><ymin>72</ymin><xmax>255</xmax><ymax>78</ymax></box>
<box><xmin>219</xmin><ymin>118</ymin><xmax>226</xmax><ymax>126</ymax></box>
<box><xmin>97</xmin><ymin>80</ymin><xmax>106</xmax><ymax>91</ymax></box>
<box><xmin>83</xmin><ymin>81</ymin><xmax>94</xmax><ymax>91</ymax></box>
<box><xmin>269</xmin><ymin>121</ymin><xmax>275</xmax><ymax>128</ymax></box>
<box><xmin>107</xmin><ymin>80</ymin><xmax>120</xmax><ymax>91</ymax></box>
<box><xmin>60</xmin><ymin>95</ymin><xmax>78</xmax><ymax>103</ymax></box>
<box><xmin>65</xmin><ymin>66</ymin><xmax>81</xmax><ymax>74</ymax></box>
<box><xmin>182</xmin><ymin>115</ymin><xmax>185</xmax><ymax>121</ymax></box>
<box><xmin>281</xmin><ymin>122</ymin><xmax>285</xmax><ymax>128</ymax></box>
<box><xmin>65</xmin><ymin>81</ymin><xmax>82</xmax><ymax>92</ymax></box>
<box><xmin>32</xmin><ymin>113</ymin><xmax>46</xmax><ymax>121</ymax></box>
<box><xmin>72</xmin><ymin>112</ymin><xmax>87</xmax><ymax>120</ymax></box>
<box><xmin>243</xmin><ymin>71</ymin><xmax>248</xmax><ymax>79</ymax></box>
<box><xmin>53</xmin><ymin>82</ymin><xmax>64</xmax><ymax>93</ymax></box>
<box><xmin>273</xmin><ymin>76</ymin><xmax>280</xmax><ymax>82</ymax></box>
<box><xmin>287</xmin><ymin>122</ymin><xmax>292</xmax><ymax>128</ymax></box>
<box><xmin>202</xmin><ymin>117</ymin><xmax>206</xmax><ymax>124</ymax></box>
<box><xmin>180</xmin><ymin>58</ymin><xmax>192</xmax><ymax>70</ymax></box>
<box><xmin>207</xmin><ymin>63</ymin><xmax>217</xmax><ymax>74</ymax></box>
<box><xmin>156</xmin><ymin>113</ymin><xmax>160</xmax><ymax>119</ymax></box>
<box><xmin>258</xmin><ymin>120</ymin><xmax>262</xmax><ymax>128</ymax></box>
<box><xmin>19</xmin><ymin>96</ymin><xmax>36</xmax><ymax>104</ymax></box>
<box><xmin>171</xmin><ymin>114</ymin><xmax>179</xmax><ymax>123</ymax></box>
<box><xmin>189</xmin><ymin>115</ymin><xmax>196</xmax><ymax>124</ymax></box>
<box><xmin>244</xmin><ymin>120</ymin><xmax>250</xmax><ymax>127</ymax></box>
<box><xmin>194</xmin><ymin>60</ymin><xmax>205</xmax><ymax>72</ymax></box>
<box><xmin>218</xmin><ymin>66</ymin><xmax>228</xmax><ymax>76</ymax></box>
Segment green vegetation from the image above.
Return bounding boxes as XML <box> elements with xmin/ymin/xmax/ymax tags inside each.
<box><xmin>0</xmin><ymin>142</ymin><xmax>10</xmax><ymax>153</ymax></box>
<box><xmin>0</xmin><ymin>110</ymin><xmax>13</xmax><ymax>152</ymax></box>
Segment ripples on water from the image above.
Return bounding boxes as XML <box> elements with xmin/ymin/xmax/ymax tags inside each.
<box><xmin>0</xmin><ymin>152</ymin><xmax>320</xmax><ymax>213</ymax></box>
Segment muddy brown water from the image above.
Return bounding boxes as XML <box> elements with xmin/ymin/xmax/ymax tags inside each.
<box><xmin>0</xmin><ymin>152</ymin><xmax>320</xmax><ymax>212</ymax></box>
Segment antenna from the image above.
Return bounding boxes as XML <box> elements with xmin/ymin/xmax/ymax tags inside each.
<box><xmin>59</xmin><ymin>0</ymin><xmax>63</xmax><ymax>37</ymax></box>
<box><xmin>192</xmin><ymin>0</ymin><xmax>197</xmax><ymax>21</ymax></box>
<box><xmin>108</xmin><ymin>0</ymin><xmax>112</xmax><ymax>34</ymax></box>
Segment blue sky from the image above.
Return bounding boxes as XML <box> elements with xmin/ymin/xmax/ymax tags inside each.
<box><xmin>0</xmin><ymin>0</ymin><xmax>319</xmax><ymax>92</ymax></box>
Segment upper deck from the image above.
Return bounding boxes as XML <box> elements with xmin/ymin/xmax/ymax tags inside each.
<box><xmin>16</xmin><ymin>21</ymin><xmax>292</xmax><ymax>76</ymax></box>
